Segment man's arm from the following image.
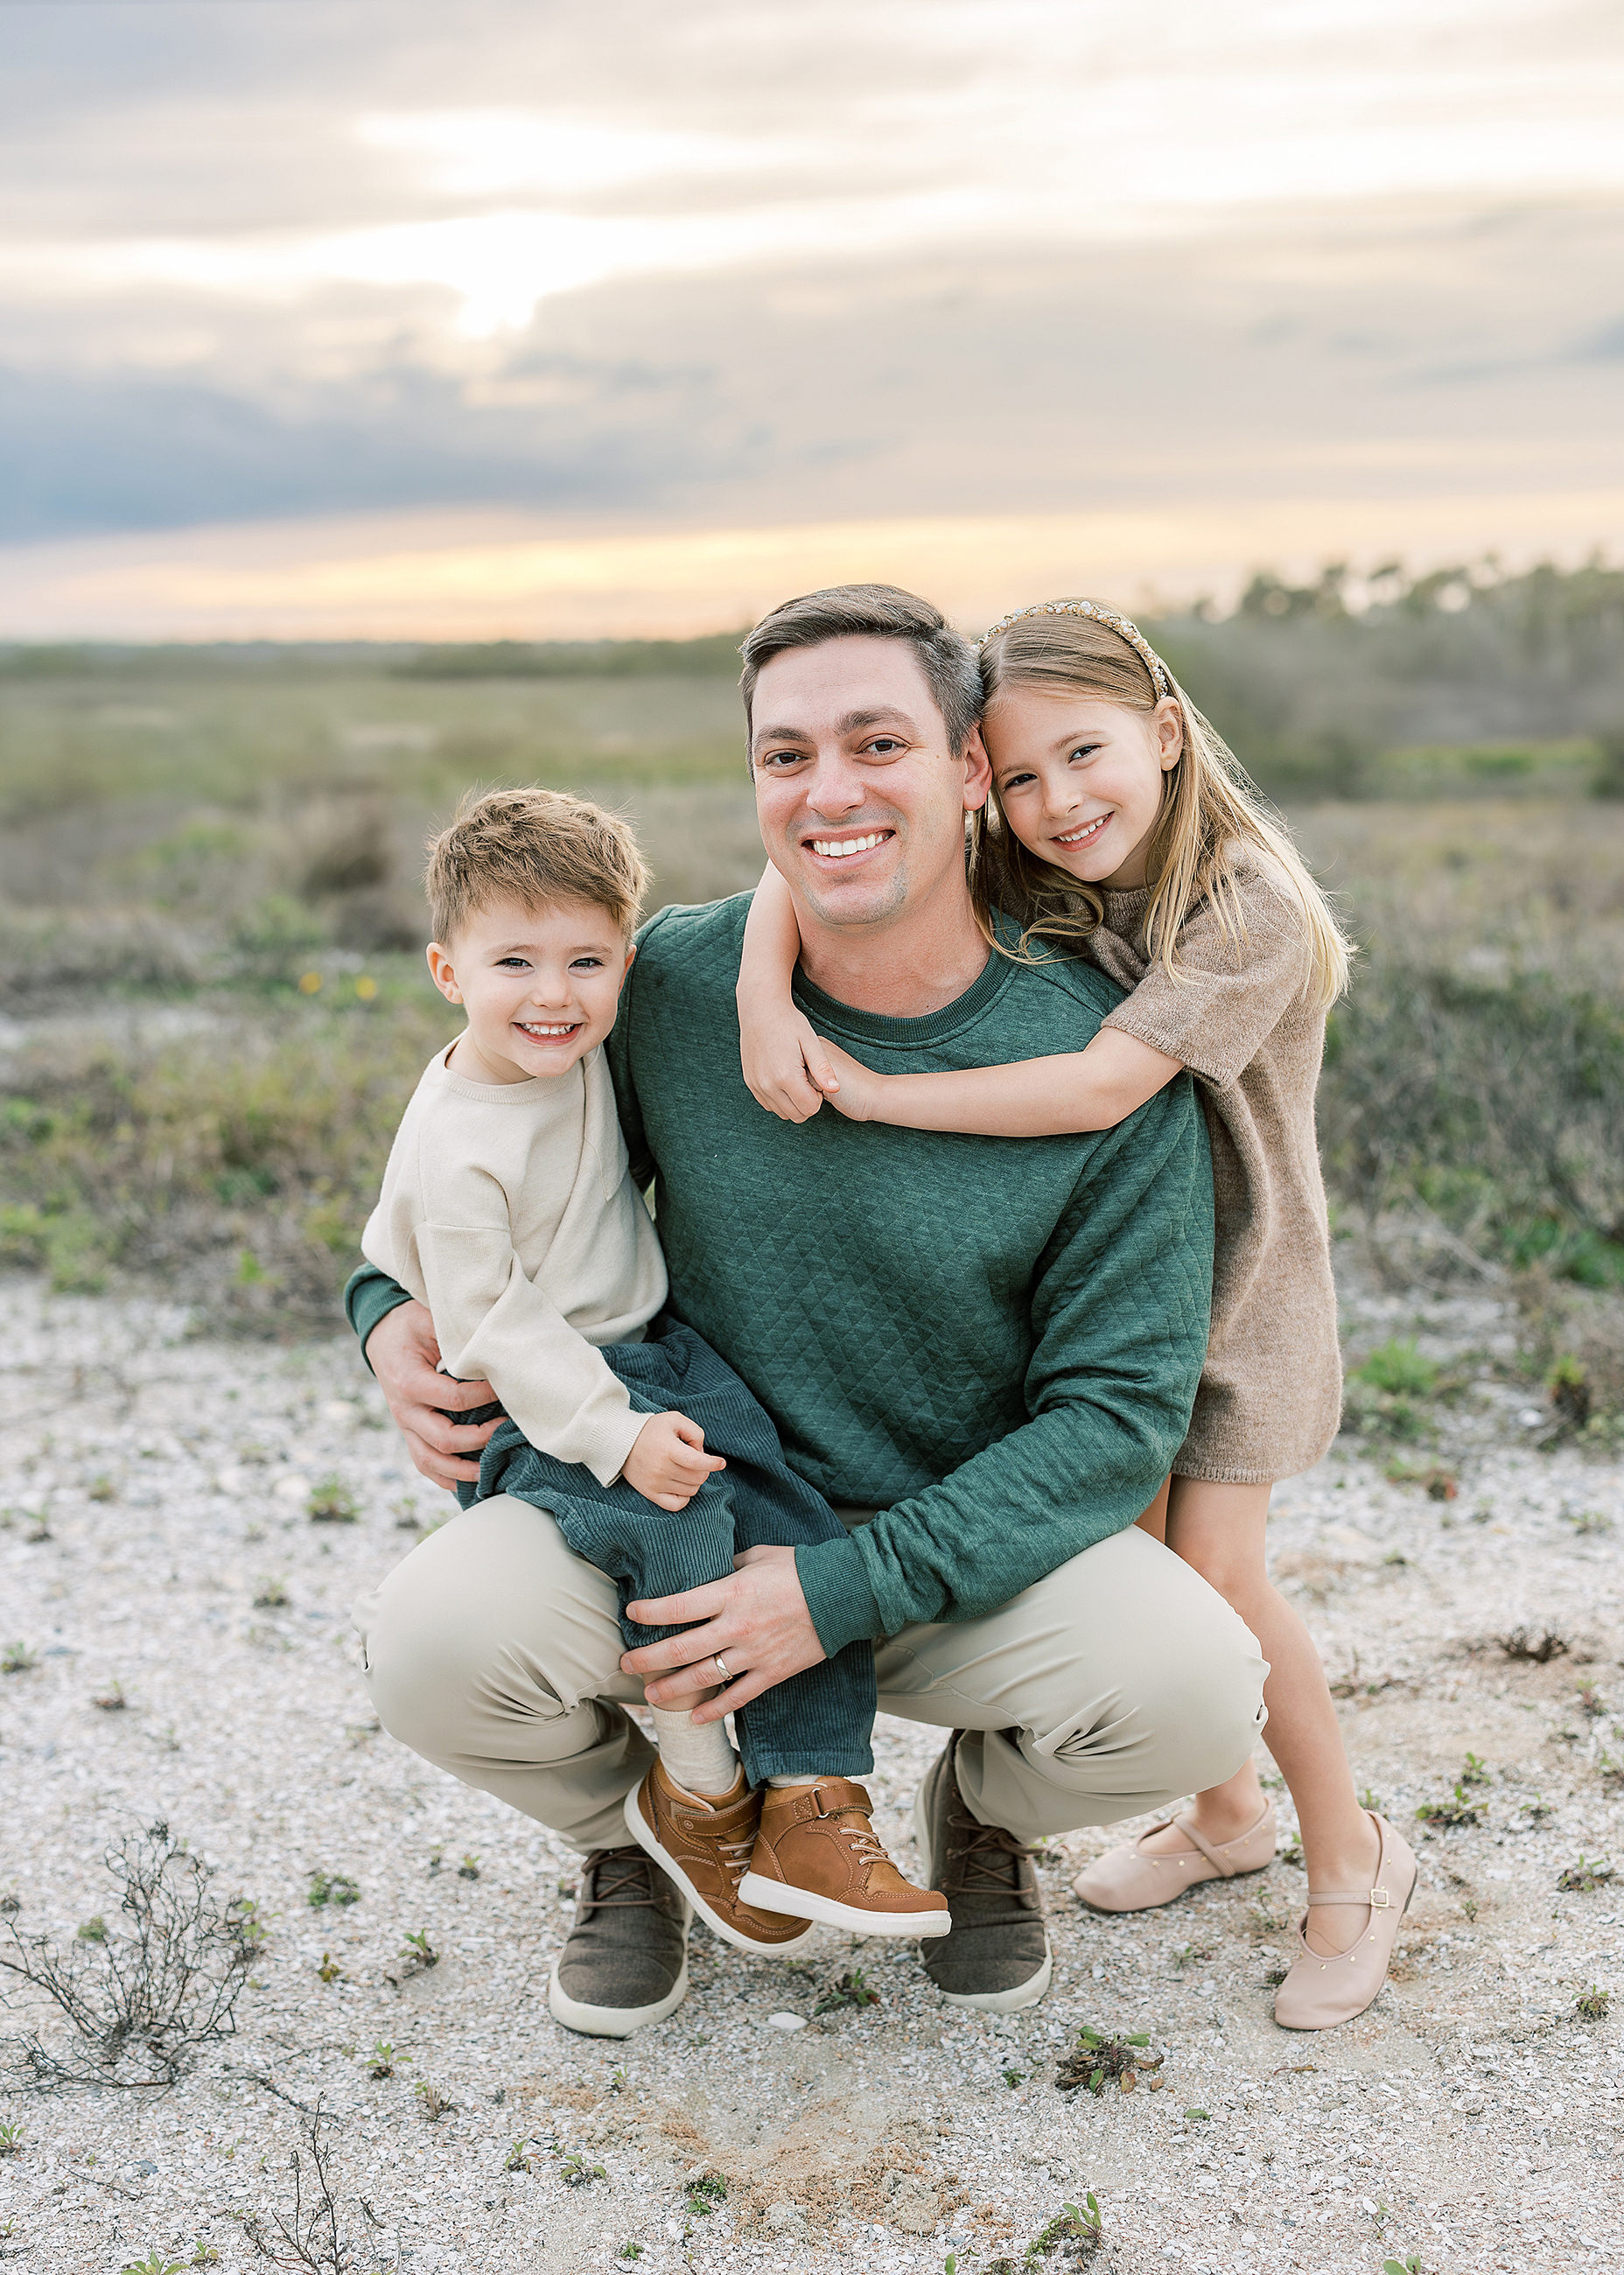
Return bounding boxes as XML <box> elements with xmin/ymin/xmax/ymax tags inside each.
<box><xmin>343</xmin><ymin>1270</ymin><xmax>500</xmax><ymax>1488</ymax></box>
<box><xmin>602</xmin><ymin>909</ymin><xmax>662</xmax><ymax>1190</ymax></box>
<box><xmin>796</xmin><ymin>1074</ymin><xmax>1214</xmax><ymax>1654</ymax></box>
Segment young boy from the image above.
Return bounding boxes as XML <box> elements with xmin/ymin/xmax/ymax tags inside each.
<box><xmin>361</xmin><ymin>788</ymin><xmax>947</xmax><ymax>2005</ymax></box>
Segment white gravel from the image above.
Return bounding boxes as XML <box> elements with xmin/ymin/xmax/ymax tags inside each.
<box><xmin>0</xmin><ymin>1258</ymin><xmax>1620</xmax><ymax>2275</ymax></box>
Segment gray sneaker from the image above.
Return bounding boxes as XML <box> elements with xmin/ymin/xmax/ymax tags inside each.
<box><xmin>913</xmin><ymin>1730</ymin><xmax>1053</xmax><ymax>2012</ymax></box>
<box><xmin>548</xmin><ymin>1843</ymin><xmax>691</xmax><ymax>2038</ymax></box>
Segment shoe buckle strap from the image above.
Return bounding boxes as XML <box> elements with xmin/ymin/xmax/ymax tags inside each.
<box><xmin>1306</xmin><ymin>1886</ymin><xmax>1387</xmax><ymax>1907</ymax></box>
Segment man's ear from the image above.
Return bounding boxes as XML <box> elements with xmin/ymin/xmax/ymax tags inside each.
<box><xmin>425</xmin><ymin>942</ymin><xmax>464</xmax><ymax>1005</ymax></box>
<box><xmin>960</xmin><ymin>722</ymin><xmax>993</xmax><ymax>814</ymax></box>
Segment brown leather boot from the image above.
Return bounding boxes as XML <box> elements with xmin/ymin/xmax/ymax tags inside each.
<box><xmin>739</xmin><ymin>1778</ymin><xmax>951</xmax><ymax>1937</ymax></box>
<box><xmin>624</xmin><ymin>1760</ymin><xmax>815</xmax><ymax>1956</ymax></box>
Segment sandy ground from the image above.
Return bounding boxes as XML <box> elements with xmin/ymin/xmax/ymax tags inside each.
<box><xmin>0</xmin><ymin>1260</ymin><xmax>1620</xmax><ymax>2275</ymax></box>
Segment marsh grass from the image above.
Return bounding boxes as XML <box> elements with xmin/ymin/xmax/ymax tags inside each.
<box><xmin>3</xmin><ymin>647</ymin><xmax>1622</xmax><ymax>1374</ymax></box>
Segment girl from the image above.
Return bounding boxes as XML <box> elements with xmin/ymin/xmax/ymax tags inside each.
<box><xmin>734</xmin><ymin>596</ymin><xmax>1415</xmax><ymax>2030</ymax></box>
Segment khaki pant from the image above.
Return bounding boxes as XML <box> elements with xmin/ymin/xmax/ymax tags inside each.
<box><xmin>353</xmin><ymin>1494</ymin><xmax>1268</xmax><ymax>1854</ymax></box>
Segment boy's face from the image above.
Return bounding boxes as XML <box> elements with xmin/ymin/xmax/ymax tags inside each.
<box><xmin>426</xmin><ymin>894</ymin><xmax>634</xmax><ymax>1086</ymax></box>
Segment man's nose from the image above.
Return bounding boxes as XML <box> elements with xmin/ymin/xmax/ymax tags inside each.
<box><xmin>803</xmin><ymin>752</ymin><xmax>869</xmax><ymax>819</ymax></box>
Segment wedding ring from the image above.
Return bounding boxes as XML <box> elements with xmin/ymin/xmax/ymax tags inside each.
<box><xmin>713</xmin><ymin>1653</ymin><xmax>731</xmax><ymax>1682</ymax></box>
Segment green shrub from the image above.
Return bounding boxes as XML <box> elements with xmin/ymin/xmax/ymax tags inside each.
<box><xmin>1354</xmin><ymin>1339</ymin><xmax>1439</xmax><ymax>1397</ymax></box>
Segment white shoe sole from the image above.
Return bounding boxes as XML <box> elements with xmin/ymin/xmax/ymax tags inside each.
<box><xmin>622</xmin><ymin>1785</ymin><xmax>816</xmax><ymax>1959</ymax></box>
<box><xmin>737</xmin><ymin>1870</ymin><xmax>952</xmax><ymax>1939</ymax></box>
<box><xmin>547</xmin><ymin>1907</ymin><xmax>692</xmax><ymax>2040</ymax></box>
<box><xmin>912</xmin><ymin>1778</ymin><xmax>1054</xmax><ymax>2012</ymax></box>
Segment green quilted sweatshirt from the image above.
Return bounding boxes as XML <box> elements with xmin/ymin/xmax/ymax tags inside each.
<box><xmin>345</xmin><ymin>892</ymin><xmax>1214</xmax><ymax>1657</ymax></box>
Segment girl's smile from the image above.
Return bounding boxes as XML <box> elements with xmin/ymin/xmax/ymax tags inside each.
<box><xmin>984</xmin><ymin>689</ymin><xmax>1183</xmax><ymax>891</ymax></box>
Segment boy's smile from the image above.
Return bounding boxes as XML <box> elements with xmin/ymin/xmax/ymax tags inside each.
<box><xmin>426</xmin><ymin>893</ymin><xmax>634</xmax><ymax>1087</ymax></box>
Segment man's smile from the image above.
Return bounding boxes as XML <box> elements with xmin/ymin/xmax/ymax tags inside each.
<box><xmin>803</xmin><ymin>828</ymin><xmax>895</xmax><ymax>862</ymax></box>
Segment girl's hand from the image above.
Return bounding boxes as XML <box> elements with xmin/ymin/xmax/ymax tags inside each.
<box><xmin>738</xmin><ymin>998</ymin><xmax>841</xmax><ymax>1123</ymax></box>
<box><xmin>621</xmin><ymin>1410</ymin><xmax>726</xmax><ymax>1510</ymax></box>
<box><xmin>816</xmin><ymin>1037</ymin><xmax>888</xmax><ymax>1124</ymax></box>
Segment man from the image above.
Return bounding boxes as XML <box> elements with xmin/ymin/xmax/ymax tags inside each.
<box><xmin>347</xmin><ymin>584</ymin><xmax>1268</xmax><ymax>2037</ymax></box>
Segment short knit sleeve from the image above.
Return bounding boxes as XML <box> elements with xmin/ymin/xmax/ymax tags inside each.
<box><xmin>1101</xmin><ymin>864</ymin><xmax>1313</xmax><ymax>1090</ymax></box>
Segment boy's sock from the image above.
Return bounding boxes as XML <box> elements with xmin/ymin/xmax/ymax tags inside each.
<box><xmin>650</xmin><ymin>1705</ymin><xmax>738</xmax><ymax>1800</ymax></box>
<box><xmin>766</xmin><ymin>1774</ymin><xmax>820</xmax><ymax>1788</ymax></box>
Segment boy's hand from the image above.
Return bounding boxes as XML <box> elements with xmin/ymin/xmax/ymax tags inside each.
<box><xmin>621</xmin><ymin>1410</ymin><xmax>726</xmax><ymax>1510</ymax></box>
<box><xmin>738</xmin><ymin>997</ymin><xmax>841</xmax><ymax>1124</ymax></box>
<box><xmin>816</xmin><ymin>1037</ymin><xmax>888</xmax><ymax>1124</ymax></box>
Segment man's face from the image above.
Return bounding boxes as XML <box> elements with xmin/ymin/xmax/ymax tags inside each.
<box><xmin>749</xmin><ymin>636</ymin><xmax>990</xmax><ymax>932</ymax></box>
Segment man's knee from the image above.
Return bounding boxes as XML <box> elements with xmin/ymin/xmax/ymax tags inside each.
<box><xmin>1087</xmin><ymin>1560</ymin><xmax>1267</xmax><ymax>1793</ymax></box>
<box><xmin>1034</xmin><ymin>1534</ymin><xmax>1267</xmax><ymax>1800</ymax></box>
<box><xmin>352</xmin><ymin>1495</ymin><xmax>621</xmax><ymax>1760</ymax></box>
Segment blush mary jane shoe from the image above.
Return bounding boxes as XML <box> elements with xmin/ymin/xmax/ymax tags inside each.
<box><xmin>1273</xmin><ymin>1811</ymin><xmax>1418</xmax><ymax>2030</ymax></box>
<box><xmin>1071</xmin><ymin>1799</ymin><xmax>1277</xmax><ymax>1914</ymax></box>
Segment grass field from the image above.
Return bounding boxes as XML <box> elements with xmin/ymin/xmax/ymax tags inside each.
<box><xmin>1</xmin><ymin>648</ymin><xmax>1620</xmax><ymax>1432</ymax></box>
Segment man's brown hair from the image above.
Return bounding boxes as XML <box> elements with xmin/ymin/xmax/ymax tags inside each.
<box><xmin>738</xmin><ymin>583</ymin><xmax>982</xmax><ymax>762</ymax></box>
<box><xmin>424</xmin><ymin>786</ymin><xmax>648</xmax><ymax>945</ymax></box>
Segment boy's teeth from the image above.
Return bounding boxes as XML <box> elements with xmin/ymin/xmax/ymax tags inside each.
<box><xmin>810</xmin><ymin>831</ymin><xmax>886</xmax><ymax>858</ymax></box>
<box><xmin>519</xmin><ymin>1022</ymin><xmax>575</xmax><ymax>1035</ymax></box>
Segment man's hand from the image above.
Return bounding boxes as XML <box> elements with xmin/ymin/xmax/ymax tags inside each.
<box><xmin>366</xmin><ymin>1300</ymin><xmax>500</xmax><ymax>1488</ymax></box>
<box><xmin>622</xmin><ymin>1544</ymin><xmax>827</xmax><ymax>1722</ymax></box>
<box><xmin>620</xmin><ymin>1410</ymin><xmax>726</xmax><ymax>1510</ymax></box>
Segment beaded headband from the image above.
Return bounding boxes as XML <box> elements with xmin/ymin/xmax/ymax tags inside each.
<box><xmin>976</xmin><ymin>598</ymin><xmax>1174</xmax><ymax>698</ymax></box>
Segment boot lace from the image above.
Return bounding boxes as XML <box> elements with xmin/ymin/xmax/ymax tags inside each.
<box><xmin>714</xmin><ymin>1831</ymin><xmax>756</xmax><ymax>1891</ymax></box>
<box><xmin>578</xmin><ymin>1845</ymin><xmax>660</xmax><ymax>1921</ymax></box>
<box><xmin>943</xmin><ymin>1809</ymin><xmax>1040</xmax><ymax>1911</ymax></box>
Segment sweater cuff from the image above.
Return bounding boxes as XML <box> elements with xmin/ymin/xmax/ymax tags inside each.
<box><xmin>344</xmin><ymin>1263</ymin><xmax>414</xmax><ymax>1371</ymax></box>
<box><xmin>584</xmin><ymin>1406</ymin><xmax>650</xmax><ymax>1492</ymax></box>
<box><xmin>794</xmin><ymin>1536</ymin><xmax>884</xmax><ymax>1658</ymax></box>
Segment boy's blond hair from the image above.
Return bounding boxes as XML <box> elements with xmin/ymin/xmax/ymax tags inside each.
<box><xmin>424</xmin><ymin>786</ymin><xmax>648</xmax><ymax>946</ymax></box>
<box><xmin>972</xmin><ymin>600</ymin><xmax>1353</xmax><ymax>1011</ymax></box>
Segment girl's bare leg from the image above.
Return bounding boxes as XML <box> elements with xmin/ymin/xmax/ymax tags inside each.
<box><xmin>1136</xmin><ymin>1477</ymin><xmax>1380</xmax><ymax>1957</ymax></box>
<box><xmin>1135</xmin><ymin>1474</ymin><xmax>1172</xmax><ymax>1543</ymax></box>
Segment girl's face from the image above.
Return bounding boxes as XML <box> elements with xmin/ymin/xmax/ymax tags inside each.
<box><xmin>983</xmin><ymin>687</ymin><xmax>1183</xmax><ymax>891</ymax></box>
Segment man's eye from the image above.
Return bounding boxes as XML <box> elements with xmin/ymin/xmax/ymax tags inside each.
<box><xmin>864</xmin><ymin>738</ymin><xmax>904</xmax><ymax>756</ymax></box>
<box><xmin>760</xmin><ymin>749</ymin><xmax>807</xmax><ymax>768</ymax></box>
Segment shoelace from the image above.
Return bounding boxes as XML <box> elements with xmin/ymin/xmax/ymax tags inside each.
<box><xmin>943</xmin><ymin>1808</ymin><xmax>1040</xmax><ymax>1909</ymax></box>
<box><xmin>819</xmin><ymin>1805</ymin><xmax>890</xmax><ymax>1870</ymax></box>
<box><xmin>715</xmin><ymin>1832</ymin><xmax>755</xmax><ymax>1891</ymax></box>
<box><xmin>578</xmin><ymin>1845</ymin><xmax>661</xmax><ymax>1919</ymax></box>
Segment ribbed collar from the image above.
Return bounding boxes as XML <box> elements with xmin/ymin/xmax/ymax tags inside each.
<box><xmin>791</xmin><ymin>943</ymin><xmax>1014</xmax><ymax>1050</ymax></box>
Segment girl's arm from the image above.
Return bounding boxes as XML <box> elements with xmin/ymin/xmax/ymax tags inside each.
<box><xmin>818</xmin><ymin>1025</ymin><xmax>1185</xmax><ymax>1137</ymax></box>
<box><xmin>737</xmin><ymin>864</ymin><xmax>843</xmax><ymax>1122</ymax></box>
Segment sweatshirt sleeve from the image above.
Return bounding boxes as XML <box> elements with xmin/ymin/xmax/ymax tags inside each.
<box><xmin>413</xmin><ymin>1166</ymin><xmax>645</xmax><ymax>1487</ymax></box>
<box><xmin>1101</xmin><ymin>868</ymin><xmax>1312</xmax><ymax>1089</ymax></box>
<box><xmin>344</xmin><ymin>1260</ymin><xmax>415</xmax><ymax>1362</ymax></box>
<box><xmin>793</xmin><ymin>1072</ymin><xmax>1214</xmax><ymax>1654</ymax></box>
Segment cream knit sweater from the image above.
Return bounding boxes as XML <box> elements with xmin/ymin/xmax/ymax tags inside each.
<box><xmin>360</xmin><ymin>1041</ymin><xmax>668</xmax><ymax>1487</ymax></box>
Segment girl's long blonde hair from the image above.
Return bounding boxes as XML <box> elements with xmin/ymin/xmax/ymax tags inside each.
<box><xmin>970</xmin><ymin>598</ymin><xmax>1353</xmax><ymax>1011</ymax></box>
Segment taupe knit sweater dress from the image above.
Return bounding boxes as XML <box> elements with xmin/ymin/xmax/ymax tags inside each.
<box><xmin>1088</xmin><ymin>849</ymin><xmax>1342</xmax><ymax>1484</ymax></box>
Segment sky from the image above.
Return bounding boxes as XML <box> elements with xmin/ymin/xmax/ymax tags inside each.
<box><xmin>1</xmin><ymin>0</ymin><xmax>1621</xmax><ymax>639</ymax></box>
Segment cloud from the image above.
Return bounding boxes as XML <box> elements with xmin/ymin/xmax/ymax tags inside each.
<box><xmin>0</xmin><ymin>0</ymin><xmax>1618</xmax><ymax>626</ymax></box>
